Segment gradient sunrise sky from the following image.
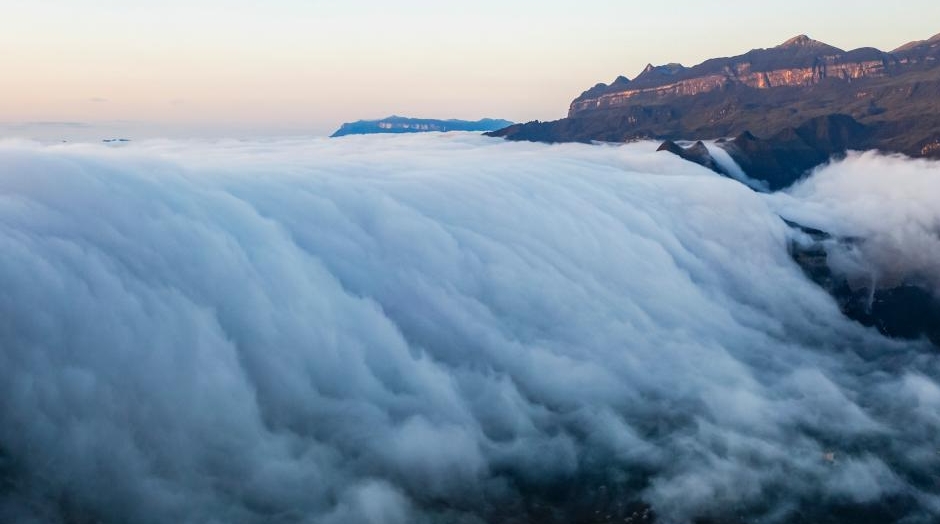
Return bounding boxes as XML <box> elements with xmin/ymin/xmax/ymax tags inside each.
<box><xmin>3</xmin><ymin>0</ymin><xmax>939</xmax><ymax>138</ymax></box>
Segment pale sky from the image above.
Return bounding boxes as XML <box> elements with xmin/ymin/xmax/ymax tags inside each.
<box><xmin>3</xmin><ymin>1</ymin><xmax>939</xmax><ymax>138</ymax></box>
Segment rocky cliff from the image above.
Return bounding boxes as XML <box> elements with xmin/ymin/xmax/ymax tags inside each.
<box><xmin>485</xmin><ymin>34</ymin><xmax>940</xmax><ymax>351</ymax></box>
<box><xmin>488</xmin><ymin>33</ymin><xmax>940</xmax><ymax>178</ymax></box>
<box><xmin>567</xmin><ymin>36</ymin><xmax>897</xmax><ymax>116</ymax></box>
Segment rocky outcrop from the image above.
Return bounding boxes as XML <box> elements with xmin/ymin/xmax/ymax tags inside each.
<box><xmin>656</xmin><ymin>114</ymin><xmax>870</xmax><ymax>190</ymax></box>
<box><xmin>569</xmin><ymin>58</ymin><xmax>892</xmax><ymax>115</ymax></box>
<box><xmin>656</xmin><ymin>140</ymin><xmax>729</xmax><ymax>177</ymax></box>
<box><xmin>725</xmin><ymin>114</ymin><xmax>869</xmax><ymax>189</ymax></box>
<box><xmin>567</xmin><ymin>36</ymin><xmax>895</xmax><ymax>117</ymax></box>
<box><xmin>332</xmin><ymin>116</ymin><xmax>513</xmax><ymax>137</ymax></box>
<box><xmin>787</xmin><ymin>220</ymin><xmax>940</xmax><ymax>347</ymax></box>
<box><xmin>922</xmin><ymin>139</ymin><xmax>940</xmax><ymax>156</ymax></box>
<box><xmin>487</xmin><ymin>32</ymin><xmax>940</xmax><ymax>172</ymax></box>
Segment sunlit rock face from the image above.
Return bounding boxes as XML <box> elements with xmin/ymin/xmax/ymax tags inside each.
<box><xmin>568</xmin><ymin>60</ymin><xmax>893</xmax><ymax>115</ymax></box>
<box><xmin>490</xmin><ymin>33</ymin><xmax>940</xmax><ymax>166</ymax></box>
<box><xmin>568</xmin><ymin>36</ymin><xmax>897</xmax><ymax>116</ymax></box>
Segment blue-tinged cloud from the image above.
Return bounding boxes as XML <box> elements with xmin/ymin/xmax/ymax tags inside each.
<box><xmin>0</xmin><ymin>134</ymin><xmax>937</xmax><ymax>524</ymax></box>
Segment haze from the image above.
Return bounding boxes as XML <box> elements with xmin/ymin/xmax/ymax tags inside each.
<box><xmin>3</xmin><ymin>0</ymin><xmax>940</xmax><ymax>138</ymax></box>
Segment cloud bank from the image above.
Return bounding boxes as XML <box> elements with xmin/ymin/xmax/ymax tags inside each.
<box><xmin>0</xmin><ymin>134</ymin><xmax>937</xmax><ymax>523</ymax></box>
<box><xmin>771</xmin><ymin>152</ymin><xmax>940</xmax><ymax>291</ymax></box>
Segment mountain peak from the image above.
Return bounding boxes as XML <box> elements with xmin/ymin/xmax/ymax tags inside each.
<box><xmin>777</xmin><ymin>34</ymin><xmax>826</xmax><ymax>48</ymax></box>
<box><xmin>637</xmin><ymin>62</ymin><xmax>685</xmax><ymax>78</ymax></box>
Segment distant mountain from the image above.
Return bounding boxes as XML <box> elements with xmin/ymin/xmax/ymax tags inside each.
<box><xmin>487</xmin><ymin>32</ymin><xmax>940</xmax><ymax>188</ymax></box>
<box><xmin>331</xmin><ymin>116</ymin><xmax>513</xmax><ymax>137</ymax></box>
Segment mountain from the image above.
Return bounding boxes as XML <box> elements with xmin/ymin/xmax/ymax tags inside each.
<box><xmin>332</xmin><ymin>116</ymin><xmax>513</xmax><ymax>137</ymax></box>
<box><xmin>708</xmin><ymin>113</ymin><xmax>870</xmax><ymax>190</ymax></box>
<box><xmin>789</xmin><ymin>219</ymin><xmax>940</xmax><ymax>347</ymax></box>
<box><xmin>487</xmin><ymin>33</ymin><xmax>940</xmax><ymax>187</ymax></box>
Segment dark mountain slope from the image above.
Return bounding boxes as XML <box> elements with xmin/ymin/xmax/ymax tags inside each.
<box><xmin>488</xmin><ymin>33</ymin><xmax>940</xmax><ymax>168</ymax></box>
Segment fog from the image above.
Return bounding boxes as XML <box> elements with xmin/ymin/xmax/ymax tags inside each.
<box><xmin>0</xmin><ymin>134</ymin><xmax>937</xmax><ymax>523</ymax></box>
<box><xmin>770</xmin><ymin>152</ymin><xmax>940</xmax><ymax>291</ymax></box>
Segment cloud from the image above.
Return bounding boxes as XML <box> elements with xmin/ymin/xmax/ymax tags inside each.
<box><xmin>0</xmin><ymin>134</ymin><xmax>937</xmax><ymax>523</ymax></box>
<box><xmin>770</xmin><ymin>152</ymin><xmax>940</xmax><ymax>290</ymax></box>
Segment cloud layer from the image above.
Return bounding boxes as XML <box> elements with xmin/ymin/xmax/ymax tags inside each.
<box><xmin>772</xmin><ymin>152</ymin><xmax>940</xmax><ymax>291</ymax></box>
<box><xmin>0</xmin><ymin>134</ymin><xmax>937</xmax><ymax>523</ymax></box>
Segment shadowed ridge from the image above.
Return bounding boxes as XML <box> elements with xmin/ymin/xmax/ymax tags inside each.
<box><xmin>715</xmin><ymin>114</ymin><xmax>870</xmax><ymax>190</ymax></box>
<box><xmin>657</xmin><ymin>140</ymin><xmax>730</xmax><ymax>177</ymax></box>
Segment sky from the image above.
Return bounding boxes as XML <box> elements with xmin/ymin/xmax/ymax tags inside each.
<box><xmin>3</xmin><ymin>0</ymin><xmax>940</xmax><ymax>138</ymax></box>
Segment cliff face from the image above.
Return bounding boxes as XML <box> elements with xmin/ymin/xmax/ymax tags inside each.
<box><xmin>568</xmin><ymin>36</ymin><xmax>898</xmax><ymax>117</ymax></box>
<box><xmin>569</xmin><ymin>60</ymin><xmax>888</xmax><ymax>114</ymax></box>
<box><xmin>488</xmin><ymin>32</ymin><xmax>940</xmax><ymax>166</ymax></box>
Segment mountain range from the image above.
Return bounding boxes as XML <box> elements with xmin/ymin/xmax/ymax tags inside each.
<box><xmin>488</xmin><ymin>33</ymin><xmax>940</xmax><ymax>346</ymax></box>
<box><xmin>332</xmin><ymin>116</ymin><xmax>513</xmax><ymax>137</ymax></box>
<box><xmin>488</xmin><ymin>32</ymin><xmax>940</xmax><ymax>188</ymax></box>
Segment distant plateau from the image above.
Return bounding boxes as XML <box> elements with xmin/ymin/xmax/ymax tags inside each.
<box><xmin>332</xmin><ymin>116</ymin><xmax>513</xmax><ymax>137</ymax></box>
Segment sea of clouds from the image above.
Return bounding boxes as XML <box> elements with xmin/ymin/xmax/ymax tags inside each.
<box><xmin>0</xmin><ymin>133</ymin><xmax>938</xmax><ymax>523</ymax></box>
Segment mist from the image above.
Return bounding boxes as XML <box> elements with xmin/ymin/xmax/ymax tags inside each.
<box><xmin>771</xmin><ymin>152</ymin><xmax>940</xmax><ymax>290</ymax></box>
<box><xmin>0</xmin><ymin>134</ymin><xmax>937</xmax><ymax>524</ymax></box>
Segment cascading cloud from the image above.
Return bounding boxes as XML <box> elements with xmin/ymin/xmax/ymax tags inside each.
<box><xmin>0</xmin><ymin>133</ymin><xmax>938</xmax><ymax>524</ymax></box>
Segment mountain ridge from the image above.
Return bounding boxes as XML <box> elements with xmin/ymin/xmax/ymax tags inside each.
<box><xmin>487</xmin><ymin>32</ymin><xmax>940</xmax><ymax>183</ymax></box>
<box><xmin>332</xmin><ymin>116</ymin><xmax>513</xmax><ymax>137</ymax></box>
<box><xmin>563</xmin><ymin>34</ymin><xmax>911</xmax><ymax>116</ymax></box>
